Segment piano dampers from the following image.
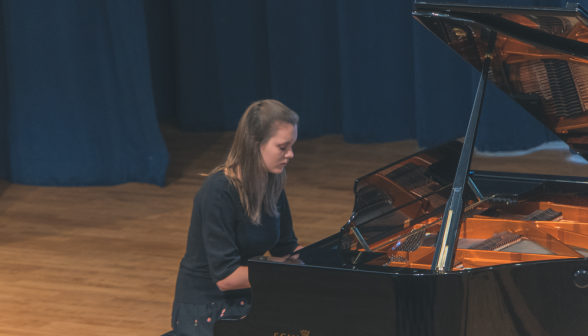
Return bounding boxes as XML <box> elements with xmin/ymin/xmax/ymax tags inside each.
<box><xmin>533</xmin><ymin>15</ymin><xmax>573</xmax><ymax>35</ymax></box>
<box><xmin>522</xmin><ymin>208</ymin><xmax>563</xmax><ymax>221</ymax></box>
<box><xmin>470</xmin><ymin>231</ymin><xmax>525</xmax><ymax>251</ymax></box>
<box><xmin>397</xmin><ymin>169</ymin><xmax>431</xmax><ymax>189</ymax></box>
<box><xmin>385</xmin><ymin>162</ymin><xmax>419</xmax><ymax>180</ymax></box>
<box><xmin>543</xmin><ymin>59</ymin><xmax>584</xmax><ymax>117</ymax></box>
<box><xmin>519</xmin><ymin>60</ymin><xmax>551</xmax><ymax>99</ymax></box>
<box><xmin>390</xmin><ymin>228</ymin><xmax>426</xmax><ymax>252</ymax></box>
<box><xmin>568</xmin><ymin>62</ymin><xmax>588</xmax><ymax>112</ymax></box>
<box><xmin>518</xmin><ymin>60</ymin><xmax>556</xmax><ymax>115</ymax></box>
<box><xmin>385</xmin><ymin>162</ymin><xmax>433</xmax><ymax>190</ymax></box>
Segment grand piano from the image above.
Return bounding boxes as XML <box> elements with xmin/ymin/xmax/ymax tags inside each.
<box><xmin>215</xmin><ymin>3</ymin><xmax>588</xmax><ymax>335</ymax></box>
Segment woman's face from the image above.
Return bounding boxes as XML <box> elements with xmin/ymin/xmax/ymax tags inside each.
<box><xmin>260</xmin><ymin>122</ymin><xmax>297</xmax><ymax>174</ymax></box>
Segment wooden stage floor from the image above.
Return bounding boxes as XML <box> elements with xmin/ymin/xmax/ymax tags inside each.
<box><xmin>1</xmin><ymin>124</ymin><xmax>587</xmax><ymax>335</ymax></box>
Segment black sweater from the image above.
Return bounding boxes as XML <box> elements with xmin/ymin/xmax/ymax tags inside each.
<box><xmin>174</xmin><ymin>171</ymin><xmax>298</xmax><ymax>303</ymax></box>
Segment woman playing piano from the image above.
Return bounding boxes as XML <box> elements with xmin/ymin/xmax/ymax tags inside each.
<box><xmin>163</xmin><ymin>99</ymin><xmax>302</xmax><ymax>336</ymax></box>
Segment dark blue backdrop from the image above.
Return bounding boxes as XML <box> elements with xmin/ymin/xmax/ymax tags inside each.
<box><xmin>0</xmin><ymin>0</ymin><xmax>9</xmax><ymax>182</ymax></box>
<box><xmin>1</xmin><ymin>0</ymin><xmax>168</xmax><ymax>186</ymax></box>
<box><xmin>151</xmin><ymin>0</ymin><xmax>569</xmax><ymax>148</ymax></box>
<box><xmin>0</xmin><ymin>0</ymin><xmax>581</xmax><ymax>186</ymax></box>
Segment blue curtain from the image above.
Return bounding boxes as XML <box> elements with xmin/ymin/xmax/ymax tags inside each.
<box><xmin>0</xmin><ymin>0</ymin><xmax>9</xmax><ymax>181</ymax></box>
<box><xmin>163</xmin><ymin>0</ymin><xmax>417</xmax><ymax>142</ymax></box>
<box><xmin>0</xmin><ymin>0</ymin><xmax>168</xmax><ymax>186</ymax></box>
<box><xmin>162</xmin><ymin>0</ymin><xmax>575</xmax><ymax>150</ymax></box>
<box><xmin>0</xmin><ymin>0</ymin><xmax>583</xmax><ymax>185</ymax></box>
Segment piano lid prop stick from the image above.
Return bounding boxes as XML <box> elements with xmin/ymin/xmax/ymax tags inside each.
<box><xmin>432</xmin><ymin>30</ymin><xmax>497</xmax><ymax>273</ymax></box>
<box><xmin>351</xmin><ymin>226</ymin><xmax>372</xmax><ymax>252</ymax></box>
<box><xmin>467</xmin><ymin>176</ymin><xmax>484</xmax><ymax>201</ymax></box>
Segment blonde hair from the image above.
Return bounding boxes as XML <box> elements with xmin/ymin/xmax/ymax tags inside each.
<box><xmin>212</xmin><ymin>99</ymin><xmax>299</xmax><ymax>224</ymax></box>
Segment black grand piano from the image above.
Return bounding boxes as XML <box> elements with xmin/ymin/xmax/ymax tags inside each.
<box><xmin>215</xmin><ymin>3</ymin><xmax>588</xmax><ymax>335</ymax></box>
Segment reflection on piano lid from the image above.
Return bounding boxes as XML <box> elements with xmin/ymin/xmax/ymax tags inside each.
<box><xmin>215</xmin><ymin>3</ymin><xmax>588</xmax><ymax>336</ymax></box>
<box><xmin>414</xmin><ymin>2</ymin><xmax>588</xmax><ymax>158</ymax></box>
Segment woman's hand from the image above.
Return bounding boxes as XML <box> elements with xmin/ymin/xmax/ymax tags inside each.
<box><xmin>268</xmin><ymin>246</ymin><xmax>305</xmax><ymax>263</ymax></box>
<box><xmin>217</xmin><ymin>246</ymin><xmax>305</xmax><ymax>291</ymax></box>
<box><xmin>287</xmin><ymin>245</ymin><xmax>304</xmax><ymax>259</ymax></box>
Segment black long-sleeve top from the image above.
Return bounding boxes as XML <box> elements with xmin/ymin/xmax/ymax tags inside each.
<box><xmin>174</xmin><ymin>171</ymin><xmax>298</xmax><ymax>303</ymax></box>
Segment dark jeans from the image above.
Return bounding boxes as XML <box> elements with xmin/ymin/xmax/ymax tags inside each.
<box><xmin>161</xmin><ymin>298</ymin><xmax>251</xmax><ymax>336</ymax></box>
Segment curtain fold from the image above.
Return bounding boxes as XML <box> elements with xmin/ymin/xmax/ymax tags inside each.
<box><xmin>265</xmin><ymin>1</ymin><xmax>342</xmax><ymax>139</ymax></box>
<box><xmin>337</xmin><ymin>1</ymin><xmax>416</xmax><ymax>143</ymax></box>
<box><xmin>171</xmin><ymin>0</ymin><xmax>272</xmax><ymax>133</ymax></box>
<box><xmin>144</xmin><ymin>0</ymin><xmax>175</xmax><ymax>122</ymax></box>
<box><xmin>2</xmin><ymin>0</ymin><xmax>168</xmax><ymax>186</ymax></box>
<box><xmin>0</xmin><ymin>0</ymin><xmax>10</xmax><ymax>181</ymax></box>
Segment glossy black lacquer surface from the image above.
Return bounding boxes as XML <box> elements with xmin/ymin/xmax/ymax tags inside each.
<box><xmin>215</xmin><ymin>257</ymin><xmax>588</xmax><ymax>336</ymax></box>
<box><xmin>215</xmin><ymin>143</ymin><xmax>588</xmax><ymax>336</ymax></box>
<box><xmin>215</xmin><ymin>258</ymin><xmax>466</xmax><ymax>336</ymax></box>
<box><xmin>214</xmin><ymin>3</ymin><xmax>588</xmax><ymax>336</ymax></box>
<box><xmin>414</xmin><ymin>2</ymin><xmax>588</xmax><ymax>160</ymax></box>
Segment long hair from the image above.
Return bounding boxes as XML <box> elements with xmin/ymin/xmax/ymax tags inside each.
<box><xmin>212</xmin><ymin>99</ymin><xmax>299</xmax><ymax>224</ymax></box>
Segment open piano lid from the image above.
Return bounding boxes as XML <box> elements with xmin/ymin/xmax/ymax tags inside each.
<box><xmin>414</xmin><ymin>2</ymin><xmax>588</xmax><ymax>160</ymax></box>
<box><xmin>331</xmin><ymin>3</ymin><xmax>588</xmax><ymax>273</ymax></box>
